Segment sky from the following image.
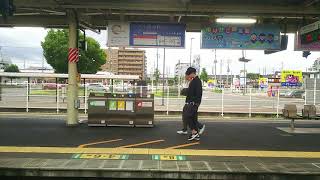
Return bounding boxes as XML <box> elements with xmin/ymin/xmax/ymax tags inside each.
<box><xmin>0</xmin><ymin>27</ymin><xmax>320</xmax><ymax>76</ymax></box>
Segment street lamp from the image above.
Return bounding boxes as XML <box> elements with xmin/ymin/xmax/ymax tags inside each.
<box><xmin>189</xmin><ymin>38</ymin><xmax>195</xmax><ymax>67</ymax></box>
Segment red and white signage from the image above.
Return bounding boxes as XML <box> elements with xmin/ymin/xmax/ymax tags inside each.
<box><xmin>68</xmin><ymin>48</ymin><xmax>79</xmax><ymax>63</ymax></box>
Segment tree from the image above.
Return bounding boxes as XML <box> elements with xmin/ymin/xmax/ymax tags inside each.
<box><xmin>153</xmin><ymin>69</ymin><xmax>160</xmax><ymax>85</ymax></box>
<box><xmin>200</xmin><ymin>68</ymin><xmax>208</xmax><ymax>82</ymax></box>
<box><xmin>41</xmin><ymin>29</ymin><xmax>106</xmax><ymax>74</ymax></box>
<box><xmin>4</xmin><ymin>64</ymin><xmax>19</xmax><ymax>72</ymax></box>
<box><xmin>247</xmin><ymin>73</ymin><xmax>261</xmax><ymax>80</ymax></box>
<box><xmin>173</xmin><ymin>76</ymin><xmax>179</xmax><ymax>85</ymax></box>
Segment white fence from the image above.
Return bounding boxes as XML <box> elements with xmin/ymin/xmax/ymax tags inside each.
<box><xmin>0</xmin><ymin>82</ymin><xmax>315</xmax><ymax>117</ymax></box>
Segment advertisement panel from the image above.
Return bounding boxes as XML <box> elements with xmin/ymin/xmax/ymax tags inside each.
<box><xmin>295</xmin><ymin>20</ymin><xmax>320</xmax><ymax>51</ymax></box>
<box><xmin>258</xmin><ymin>78</ymin><xmax>268</xmax><ymax>88</ymax></box>
<box><xmin>233</xmin><ymin>78</ymin><xmax>240</xmax><ymax>87</ymax></box>
<box><xmin>129</xmin><ymin>22</ymin><xmax>186</xmax><ymax>48</ymax></box>
<box><xmin>107</xmin><ymin>21</ymin><xmax>130</xmax><ymax>47</ymax></box>
<box><xmin>281</xmin><ymin>70</ymin><xmax>303</xmax><ymax>87</ymax></box>
<box><xmin>201</xmin><ymin>24</ymin><xmax>280</xmax><ymax>50</ymax></box>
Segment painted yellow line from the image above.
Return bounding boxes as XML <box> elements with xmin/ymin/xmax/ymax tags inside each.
<box><xmin>165</xmin><ymin>142</ymin><xmax>200</xmax><ymax>149</ymax></box>
<box><xmin>116</xmin><ymin>140</ymin><xmax>165</xmax><ymax>148</ymax></box>
<box><xmin>78</xmin><ymin>139</ymin><xmax>123</xmax><ymax>148</ymax></box>
<box><xmin>1</xmin><ymin>146</ymin><xmax>320</xmax><ymax>158</ymax></box>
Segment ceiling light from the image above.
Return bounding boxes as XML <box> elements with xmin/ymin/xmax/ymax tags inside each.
<box><xmin>216</xmin><ymin>18</ymin><xmax>257</xmax><ymax>24</ymax></box>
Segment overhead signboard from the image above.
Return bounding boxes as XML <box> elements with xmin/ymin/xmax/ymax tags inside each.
<box><xmin>281</xmin><ymin>70</ymin><xmax>303</xmax><ymax>87</ymax></box>
<box><xmin>129</xmin><ymin>22</ymin><xmax>185</xmax><ymax>48</ymax></box>
<box><xmin>107</xmin><ymin>22</ymin><xmax>186</xmax><ymax>48</ymax></box>
<box><xmin>295</xmin><ymin>20</ymin><xmax>320</xmax><ymax>51</ymax></box>
<box><xmin>107</xmin><ymin>21</ymin><xmax>130</xmax><ymax>47</ymax></box>
<box><xmin>201</xmin><ymin>24</ymin><xmax>280</xmax><ymax>50</ymax></box>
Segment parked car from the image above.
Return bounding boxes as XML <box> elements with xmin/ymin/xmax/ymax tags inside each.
<box><xmin>43</xmin><ymin>83</ymin><xmax>65</xmax><ymax>90</ymax></box>
<box><xmin>87</xmin><ymin>83</ymin><xmax>108</xmax><ymax>92</ymax></box>
<box><xmin>285</xmin><ymin>90</ymin><xmax>305</xmax><ymax>98</ymax></box>
<box><xmin>279</xmin><ymin>90</ymin><xmax>291</xmax><ymax>97</ymax></box>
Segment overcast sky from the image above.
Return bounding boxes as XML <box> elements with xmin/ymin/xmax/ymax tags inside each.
<box><xmin>0</xmin><ymin>27</ymin><xmax>320</xmax><ymax>76</ymax></box>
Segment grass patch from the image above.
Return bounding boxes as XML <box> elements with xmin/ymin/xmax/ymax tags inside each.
<box><xmin>154</xmin><ymin>90</ymin><xmax>181</xmax><ymax>98</ymax></box>
<box><xmin>30</xmin><ymin>89</ymin><xmax>85</xmax><ymax>96</ymax></box>
<box><xmin>212</xmin><ymin>88</ymin><xmax>222</xmax><ymax>93</ymax></box>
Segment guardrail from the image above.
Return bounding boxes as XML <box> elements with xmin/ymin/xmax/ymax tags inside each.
<box><xmin>0</xmin><ymin>82</ymin><xmax>316</xmax><ymax>118</ymax></box>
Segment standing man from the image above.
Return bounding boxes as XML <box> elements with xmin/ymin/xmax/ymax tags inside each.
<box><xmin>177</xmin><ymin>67</ymin><xmax>205</xmax><ymax>141</ymax></box>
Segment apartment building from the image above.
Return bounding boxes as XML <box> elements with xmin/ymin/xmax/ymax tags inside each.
<box><xmin>101</xmin><ymin>47</ymin><xmax>147</xmax><ymax>79</ymax></box>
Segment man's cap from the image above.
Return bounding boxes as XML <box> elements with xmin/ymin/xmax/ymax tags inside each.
<box><xmin>185</xmin><ymin>67</ymin><xmax>196</xmax><ymax>75</ymax></box>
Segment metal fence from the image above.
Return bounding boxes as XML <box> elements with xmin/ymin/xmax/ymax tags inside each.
<box><xmin>0</xmin><ymin>82</ymin><xmax>316</xmax><ymax>117</ymax></box>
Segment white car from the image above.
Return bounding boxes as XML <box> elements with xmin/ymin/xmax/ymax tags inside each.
<box><xmin>87</xmin><ymin>83</ymin><xmax>108</xmax><ymax>92</ymax></box>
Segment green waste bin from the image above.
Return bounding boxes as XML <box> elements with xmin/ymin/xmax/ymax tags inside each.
<box><xmin>88</xmin><ymin>92</ymin><xmax>108</xmax><ymax>126</ymax></box>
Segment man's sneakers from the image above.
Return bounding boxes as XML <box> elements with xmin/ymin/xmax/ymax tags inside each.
<box><xmin>178</xmin><ymin>124</ymin><xmax>205</xmax><ymax>135</ymax></box>
<box><xmin>188</xmin><ymin>133</ymin><xmax>200</xmax><ymax>141</ymax></box>
<box><xmin>177</xmin><ymin>130</ymin><xmax>188</xmax><ymax>135</ymax></box>
<box><xmin>199</xmin><ymin>124</ymin><xmax>205</xmax><ymax>135</ymax></box>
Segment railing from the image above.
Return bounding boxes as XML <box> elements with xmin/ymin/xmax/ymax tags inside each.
<box><xmin>0</xmin><ymin>82</ymin><xmax>316</xmax><ymax>118</ymax></box>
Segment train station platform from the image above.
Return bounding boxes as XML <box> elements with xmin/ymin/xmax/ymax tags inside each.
<box><xmin>0</xmin><ymin>113</ymin><xmax>320</xmax><ymax>179</ymax></box>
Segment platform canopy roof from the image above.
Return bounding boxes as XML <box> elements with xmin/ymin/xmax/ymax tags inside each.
<box><xmin>0</xmin><ymin>0</ymin><xmax>319</xmax><ymax>33</ymax></box>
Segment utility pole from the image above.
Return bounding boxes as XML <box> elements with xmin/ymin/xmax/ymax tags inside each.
<box><xmin>227</xmin><ymin>59</ymin><xmax>231</xmax><ymax>87</ymax></box>
<box><xmin>189</xmin><ymin>38</ymin><xmax>194</xmax><ymax>66</ymax></box>
<box><xmin>162</xmin><ymin>48</ymin><xmax>166</xmax><ymax>106</ymax></box>
<box><xmin>42</xmin><ymin>56</ymin><xmax>45</xmax><ymax>72</ymax></box>
<box><xmin>220</xmin><ymin>58</ymin><xmax>223</xmax><ymax>87</ymax></box>
<box><xmin>156</xmin><ymin>48</ymin><xmax>159</xmax><ymax>71</ymax></box>
<box><xmin>214</xmin><ymin>49</ymin><xmax>217</xmax><ymax>82</ymax></box>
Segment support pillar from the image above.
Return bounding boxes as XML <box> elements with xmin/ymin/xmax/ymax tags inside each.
<box><xmin>66</xmin><ymin>9</ymin><xmax>79</xmax><ymax>126</ymax></box>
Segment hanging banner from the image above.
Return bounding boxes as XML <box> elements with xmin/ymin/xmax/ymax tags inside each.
<box><xmin>201</xmin><ymin>24</ymin><xmax>280</xmax><ymax>50</ymax></box>
<box><xmin>130</xmin><ymin>22</ymin><xmax>185</xmax><ymax>48</ymax></box>
<box><xmin>295</xmin><ymin>20</ymin><xmax>320</xmax><ymax>51</ymax></box>
<box><xmin>107</xmin><ymin>21</ymin><xmax>130</xmax><ymax>47</ymax></box>
<box><xmin>281</xmin><ymin>70</ymin><xmax>303</xmax><ymax>87</ymax></box>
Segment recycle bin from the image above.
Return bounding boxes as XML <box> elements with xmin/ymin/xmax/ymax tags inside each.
<box><xmin>87</xmin><ymin>92</ymin><xmax>108</xmax><ymax>126</ymax></box>
<box><xmin>135</xmin><ymin>94</ymin><xmax>154</xmax><ymax>127</ymax></box>
<box><xmin>106</xmin><ymin>93</ymin><xmax>136</xmax><ymax>127</ymax></box>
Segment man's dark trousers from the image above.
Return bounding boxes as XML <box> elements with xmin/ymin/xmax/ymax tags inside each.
<box><xmin>182</xmin><ymin>103</ymin><xmax>203</xmax><ymax>132</ymax></box>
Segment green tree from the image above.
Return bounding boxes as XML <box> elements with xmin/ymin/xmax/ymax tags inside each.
<box><xmin>200</xmin><ymin>68</ymin><xmax>208</xmax><ymax>82</ymax></box>
<box><xmin>4</xmin><ymin>64</ymin><xmax>19</xmax><ymax>72</ymax></box>
<box><xmin>247</xmin><ymin>73</ymin><xmax>261</xmax><ymax>80</ymax></box>
<box><xmin>173</xmin><ymin>76</ymin><xmax>178</xmax><ymax>85</ymax></box>
<box><xmin>153</xmin><ymin>69</ymin><xmax>160</xmax><ymax>85</ymax></box>
<box><xmin>41</xmin><ymin>29</ymin><xmax>106</xmax><ymax>74</ymax></box>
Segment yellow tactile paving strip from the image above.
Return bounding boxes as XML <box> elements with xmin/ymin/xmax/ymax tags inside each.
<box><xmin>0</xmin><ymin>146</ymin><xmax>320</xmax><ymax>158</ymax></box>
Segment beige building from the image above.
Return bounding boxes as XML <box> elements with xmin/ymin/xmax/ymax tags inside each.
<box><xmin>101</xmin><ymin>47</ymin><xmax>147</xmax><ymax>79</ymax></box>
